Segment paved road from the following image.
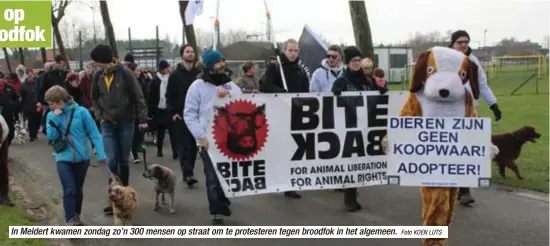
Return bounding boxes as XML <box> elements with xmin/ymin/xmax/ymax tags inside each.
<box><xmin>10</xmin><ymin>139</ymin><xmax>549</xmax><ymax>246</ymax></box>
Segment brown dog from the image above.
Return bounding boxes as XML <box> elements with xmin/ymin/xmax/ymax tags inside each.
<box><xmin>492</xmin><ymin>126</ymin><xmax>541</xmax><ymax>180</ymax></box>
<box><xmin>109</xmin><ymin>180</ymin><xmax>138</xmax><ymax>226</ymax></box>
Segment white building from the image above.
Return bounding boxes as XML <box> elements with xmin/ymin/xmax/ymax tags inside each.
<box><xmin>373</xmin><ymin>46</ymin><xmax>414</xmax><ymax>83</ymax></box>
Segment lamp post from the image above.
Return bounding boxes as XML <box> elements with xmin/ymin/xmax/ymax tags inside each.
<box><xmin>483</xmin><ymin>29</ymin><xmax>487</xmax><ymax>48</ymax></box>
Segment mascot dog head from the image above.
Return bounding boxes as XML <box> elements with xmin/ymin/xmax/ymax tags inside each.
<box><xmin>410</xmin><ymin>46</ymin><xmax>479</xmax><ymax>102</ymax></box>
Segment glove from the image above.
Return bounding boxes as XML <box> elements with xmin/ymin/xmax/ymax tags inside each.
<box><xmin>333</xmin><ymin>89</ymin><xmax>342</xmax><ymax>96</ymax></box>
<box><xmin>490</xmin><ymin>103</ymin><xmax>502</xmax><ymax>121</ymax></box>
<box><xmin>378</xmin><ymin>86</ymin><xmax>388</xmax><ymax>95</ymax></box>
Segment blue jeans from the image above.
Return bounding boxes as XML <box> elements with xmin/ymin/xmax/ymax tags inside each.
<box><xmin>176</xmin><ymin>119</ymin><xmax>197</xmax><ymax>179</ymax></box>
<box><xmin>56</xmin><ymin>161</ymin><xmax>90</xmax><ymax>222</ymax></box>
<box><xmin>199</xmin><ymin>149</ymin><xmax>230</xmax><ymax>215</ymax></box>
<box><xmin>101</xmin><ymin>122</ymin><xmax>134</xmax><ymax>186</ymax></box>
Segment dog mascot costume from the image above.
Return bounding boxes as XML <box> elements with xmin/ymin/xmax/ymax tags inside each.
<box><xmin>383</xmin><ymin>46</ymin><xmax>499</xmax><ymax>246</ymax></box>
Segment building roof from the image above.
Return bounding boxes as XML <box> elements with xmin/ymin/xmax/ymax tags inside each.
<box><xmin>219</xmin><ymin>41</ymin><xmax>282</xmax><ymax>61</ymax></box>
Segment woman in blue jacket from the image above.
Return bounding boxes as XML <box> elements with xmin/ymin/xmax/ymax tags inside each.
<box><xmin>45</xmin><ymin>85</ymin><xmax>106</xmax><ymax>226</ymax></box>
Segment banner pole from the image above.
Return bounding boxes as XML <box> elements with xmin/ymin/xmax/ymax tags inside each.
<box><xmin>213</xmin><ymin>0</ymin><xmax>220</xmax><ymax>50</ymax></box>
<box><xmin>263</xmin><ymin>0</ymin><xmax>288</xmax><ymax>91</ymax></box>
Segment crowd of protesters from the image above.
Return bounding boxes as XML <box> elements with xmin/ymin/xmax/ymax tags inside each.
<box><xmin>0</xmin><ymin>29</ymin><xmax>500</xmax><ymax>227</ymax></box>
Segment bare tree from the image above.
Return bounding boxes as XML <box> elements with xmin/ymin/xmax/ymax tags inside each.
<box><xmin>349</xmin><ymin>0</ymin><xmax>374</xmax><ymax>59</ymax></box>
<box><xmin>40</xmin><ymin>48</ymin><xmax>48</xmax><ymax>64</ymax></box>
<box><xmin>51</xmin><ymin>0</ymin><xmax>71</xmax><ymax>68</ymax></box>
<box><xmin>17</xmin><ymin>48</ymin><xmax>25</xmax><ymax>65</ymax></box>
<box><xmin>179</xmin><ymin>1</ymin><xmax>198</xmax><ymax>60</ymax></box>
<box><xmin>2</xmin><ymin>48</ymin><xmax>12</xmax><ymax>72</ymax></box>
<box><xmin>195</xmin><ymin>28</ymin><xmax>214</xmax><ymax>49</ymax></box>
<box><xmin>99</xmin><ymin>0</ymin><xmax>118</xmax><ymax>58</ymax></box>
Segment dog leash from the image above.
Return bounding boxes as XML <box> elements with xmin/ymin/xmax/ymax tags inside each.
<box><xmin>106</xmin><ymin>165</ymin><xmax>123</xmax><ymax>185</ymax></box>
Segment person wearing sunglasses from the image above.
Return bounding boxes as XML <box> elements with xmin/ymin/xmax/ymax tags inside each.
<box><xmin>449</xmin><ymin>30</ymin><xmax>501</xmax><ymax>207</ymax></box>
<box><xmin>310</xmin><ymin>45</ymin><xmax>344</xmax><ymax>92</ymax></box>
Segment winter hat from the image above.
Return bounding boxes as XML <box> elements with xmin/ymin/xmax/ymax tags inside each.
<box><xmin>90</xmin><ymin>44</ymin><xmax>113</xmax><ymax>64</ymax></box>
<box><xmin>343</xmin><ymin>46</ymin><xmax>362</xmax><ymax>64</ymax></box>
<box><xmin>201</xmin><ymin>49</ymin><xmax>224</xmax><ymax>70</ymax></box>
<box><xmin>450</xmin><ymin>30</ymin><xmax>470</xmax><ymax>45</ymax></box>
<box><xmin>158</xmin><ymin>60</ymin><xmax>170</xmax><ymax>70</ymax></box>
<box><xmin>124</xmin><ymin>53</ymin><xmax>135</xmax><ymax>63</ymax></box>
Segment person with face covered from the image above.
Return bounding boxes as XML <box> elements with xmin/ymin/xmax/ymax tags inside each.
<box><xmin>183</xmin><ymin>49</ymin><xmax>242</xmax><ymax>225</ymax></box>
<box><xmin>167</xmin><ymin>44</ymin><xmax>201</xmax><ymax>187</ymax></box>
<box><xmin>332</xmin><ymin>46</ymin><xmax>387</xmax><ymax>212</ymax></box>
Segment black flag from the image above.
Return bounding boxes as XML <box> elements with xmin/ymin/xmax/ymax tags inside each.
<box><xmin>298</xmin><ymin>25</ymin><xmax>328</xmax><ymax>80</ymax></box>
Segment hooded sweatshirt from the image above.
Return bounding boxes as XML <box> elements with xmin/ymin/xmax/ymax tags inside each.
<box><xmin>184</xmin><ymin>71</ymin><xmax>242</xmax><ymax>140</ymax></box>
<box><xmin>310</xmin><ymin>59</ymin><xmax>343</xmax><ymax>92</ymax></box>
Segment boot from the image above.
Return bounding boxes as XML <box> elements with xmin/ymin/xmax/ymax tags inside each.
<box><xmin>344</xmin><ymin>189</ymin><xmax>361</xmax><ymax>212</ymax></box>
<box><xmin>0</xmin><ymin>192</ymin><xmax>14</xmax><ymax>207</ymax></box>
<box><xmin>185</xmin><ymin>176</ymin><xmax>198</xmax><ymax>188</ymax></box>
<box><xmin>211</xmin><ymin>215</ymin><xmax>224</xmax><ymax>225</ymax></box>
<box><xmin>459</xmin><ymin>192</ymin><xmax>475</xmax><ymax>205</ymax></box>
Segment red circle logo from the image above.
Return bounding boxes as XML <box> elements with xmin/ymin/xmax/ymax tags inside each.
<box><xmin>212</xmin><ymin>100</ymin><xmax>268</xmax><ymax>161</ymax></box>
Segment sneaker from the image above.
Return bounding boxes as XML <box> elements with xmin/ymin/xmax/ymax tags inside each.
<box><xmin>459</xmin><ymin>193</ymin><xmax>475</xmax><ymax>206</ymax></box>
<box><xmin>74</xmin><ymin>215</ymin><xmax>85</xmax><ymax>226</ymax></box>
<box><xmin>67</xmin><ymin>219</ymin><xmax>78</xmax><ymax>226</ymax></box>
<box><xmin>284</xmin><ymin>191</ymin><xmax>302</xmax><ymax>199</ymax></box>
<box><xmin>133</xmin><ymin>159</ymin><xmax>141</xmax><ymax>164</ymax></box>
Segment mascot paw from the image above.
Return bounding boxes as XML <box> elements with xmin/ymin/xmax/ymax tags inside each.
<box><xmin>490</xmin><ymin>144</ymin><xmax>500</xmax><ymax>160</ymax></box>
<box><xmin>381</xmin><ymin>136</ymin><xmax>388</xmax><ymax>154</ymax></box>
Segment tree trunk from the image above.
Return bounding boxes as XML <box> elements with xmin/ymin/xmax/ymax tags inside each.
<box><xmin>349</xmin><ymin>1</ymin><xmax>374</xmax><ymax>61</ymax></box>
<box><xmin>40</xmin><ymin>47</ymin><xmax>48</xmax><ymax>64</ymax></box>
<box><xmin>99</xmin><ymin>0</ymin><xmax>119</xmax><ymax>59</ymax></box>
<box><xmin>2</xmin><ymin>48</ymin><xmax>12</xmax><ymax>73</ymax></box>
<box><xmin>51</xmin><ymin>12</ymin><xmax>70</xmax><ymax>69</ymax></box>
<box><xmin>17</xmin><ymin>48</ymin><xmax>25</xmax><ymax>65</ymax></box>
<box><xmin>179</xmin><ymin>1</ymin><xmax>199</xmax><ymax>61</ymax></box>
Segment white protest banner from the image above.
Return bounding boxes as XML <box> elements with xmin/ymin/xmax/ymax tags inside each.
<box><xmin>205</xmin><ymin>91</ymin><xmax>407</xmax><ymax>197</ymax></box>
<box><xmin>386</xmin><ymin>117</ymin><xmax>492</xmax><ymax>187</ymax></box>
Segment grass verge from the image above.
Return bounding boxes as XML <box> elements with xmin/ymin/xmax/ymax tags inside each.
<box><xmin>0</xmin><ymin>194</ymin><xmax>47</xmax><ymax>246</ymax></box>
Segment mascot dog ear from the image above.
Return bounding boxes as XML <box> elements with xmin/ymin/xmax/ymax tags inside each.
<box><xmin>410</xmin><ymin>50</ymin><xmax>430</xmax><ymax>93</ymax></box>
<box><xmin>467</xmin><ymin>60</ymin><xmax>480</xmax><ymax>100</ymax></box>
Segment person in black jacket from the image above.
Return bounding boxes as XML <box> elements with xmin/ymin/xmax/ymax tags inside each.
<box><xmin>166</xmin><ymin>44</ymin><xmax>201</xmax><ymax>188</ymax></box>
<box><xmin>129</xmin><ymin>64</ymin><xmax>150</xmax><ymax>163</ymax></box>
<box><xmin>20</xmin><ymin>70</ymin><xmax>41</xmax><ymax>141</ymax></box>
<box><xmin>260</xmin><ymin>39</ymin><xmax>309</xmax><ymax>199</ymax></box>
<box><xmin>148</xmin><ymin>60</ymin><xmax>177</xmax><ymax>159</ymax></box>
<box><xmin>38</xmin><ymin>55</ymin><xmax>68</xmax><ymax>136</ymax></box>
<box><xmin>332</xmin><ymin>46</ymin><xmax>388</xmax><ymax>212</ymax></box>
<box><xmin>63</xmin><ymin>72</ymin><xmax>83</xmax><ymax>105</ymax></box>
<box><xmin>0</xmin><ymin>78</ymin><xmax>19</xmax><ymax>206</ymax></box>
<box><xmin>260</xmin><ymin>39</ymin><xmax>309</xmax><ymax>94</ymax></box>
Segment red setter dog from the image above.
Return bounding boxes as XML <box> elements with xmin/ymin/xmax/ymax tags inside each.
<box><xmin>492</xmin><ymin>126</ymin><xmax>541</xmax><ymax>180</ymax></box>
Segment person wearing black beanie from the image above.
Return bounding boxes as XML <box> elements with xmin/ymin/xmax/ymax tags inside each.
<box><xmin>331</xmin><ymin>46</ymin><xmax>387</xmax><ymax>212</ymax></box>
<box><xmin>123</xmin><ymin>53</ymin><xmax>135</xmax><ymax>68</ymax></box>
<box><xmin>89</xmin><ymin>43</ymin><xmax>149</xmax><ymax>216</ymax></box>
<box><xmin>450</xmin><ymin>30</ymin><xmax>502</xmax><ymax>206</ymax></box>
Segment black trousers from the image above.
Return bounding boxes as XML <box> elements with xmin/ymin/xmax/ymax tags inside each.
<box><xmin>459</xmin><ymin>187</ymin><xmax>470</xmax><ymax>196</ymax></box>
<box><xmin>25</xmin><ymin>111</ymin><xmax>42</xmax><ymax>139</ymax></box>
<box><xmin>153</xmin><ymin>109</ymin><xmax>177</xmax><ymax>155</ymax></box>
<box><xmin>41</xmin><ymin>108</ymin><xmax>49</xmax><ymax>135</ymax></box>
<box><xmin>0</xmin><ymin>140</ymin><xmax>9</xmax><ymax>195</ymax></box>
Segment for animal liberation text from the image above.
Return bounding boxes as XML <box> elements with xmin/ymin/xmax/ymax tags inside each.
<box><xmin>390</xmin><ymin>117</ymin><xmax>487</xmax><ymax>176</ymax></box>
<box><xmin>9</xmin><ymin>226</ymin><xmax>447</xmax><ymax>238</ymax></box>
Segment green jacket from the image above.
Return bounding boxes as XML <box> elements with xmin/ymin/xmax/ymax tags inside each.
<box><xmin>91</xmin><ymin>65</ymin><xmax>148</xmax><ymax>124</ymax></box>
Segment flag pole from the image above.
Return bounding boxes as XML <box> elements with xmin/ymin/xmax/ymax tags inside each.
<box><xmin>263</xmin><ymin>0</ymin><xmax>288</xmax><ymax>91</ymax></box>
<box><xmin>213</xmin><ymin>0</ymin><xmax>220</xmax><ymax>50</ymax></box>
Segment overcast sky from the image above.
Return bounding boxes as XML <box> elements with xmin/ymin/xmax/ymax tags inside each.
<box><xmin>64</xmin><ymin>0</ymin><xmax>550</xmax><ymax>48</ymax></box>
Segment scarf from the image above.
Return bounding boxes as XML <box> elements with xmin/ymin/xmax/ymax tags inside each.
<box><xmin>157</xmin><ymin>72</ymin><xmax>170</xmax><ymax>109</ymax></box>
<box><xmin>103</xmin><ymin>59</ymin><xmax>120</xmax><ymax>92</ymax></box>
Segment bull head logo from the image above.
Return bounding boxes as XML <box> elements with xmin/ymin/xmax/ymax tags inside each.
<box><xmin>215</xmin><ymin>104</ymin><xmax>266</xmax><ymax>156</ymax></box>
